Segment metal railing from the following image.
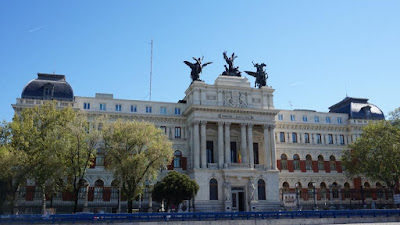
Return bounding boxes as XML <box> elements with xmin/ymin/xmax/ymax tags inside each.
<box><xmin>1</xmin><ymin>209</ymin><xmax>400</xmax><ymax>224</ymax></box>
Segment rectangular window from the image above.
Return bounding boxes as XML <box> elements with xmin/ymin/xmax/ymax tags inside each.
<box><xmin>278</xmin><ymin>114</ymin><xmax>283</xmax><ymax>121</ymax></box>
<box><xmin>328</xmin><ymin>134</ymin><xmax>333</xmax><ymax>144</ymax></box>
<box><xmin>292</xmin><ymin>132</ymin><xmax>297</xmax><ymax>143</ymax></box>
<box><xmin>175</xmin><ymin>107</ymin><xmax>181</xmax><ymax>115</ymax></box>
<box><xmin>314</xmin><ymin>116</ymin><xmax>319</xmax><ymax>122</ymax></box>
<box><xmin>253</xmin><ymin>143</ymin><xmax>259</xmax><ymax>164</ymax></box>
<box><xmin>302</xmin><ymin>115</ymin><xmax>308</xmax><ymax>122</ymax></box>
<box><xmin>280</xmin><ymin>132</ymin><xmax>285</xmax><ymax>142</ymax></box>
<box><xmin>130</xmin><ymin>105</ymin><xmax>137</xmax><ymax>112</ymax></box>
<box><xmin>100</xmin><ymin>103</ymin><xmax>106</xmax><ymax>111</ymax></box>
<box><xmin>340</xmin><ymin>135</ymin><xmax>345</xmax><ymax>145</ymax></box>
<box><xmin>290</xmin><ymin>114</ymin><xmax>295</xmax><ymax>121</ymax></box>
<box><xmin>337</xmin><ymin>117</ymin><xmax>342</xmax><ymax>124</ymax></box>
<box><xmin>316</xmin><ymin>134</ymin><xmax>322</xmax><ymax>144</ymax></box>
<box><xmin>160</xmin><ymin>126</ymin><xmax>167</xmax><ymax>135</ymax></box>
<box><xmin>175</xmin><ymin>127</ymin><xmax>181</xmax><ymax>138</ymax></box>
<box><xmin>305</xmin><ymin>133</ymin><xmax>310</xmax><ymax>143</ymax></box>
<box><xmin>115</xmin><ymin>104</ymin><xmax>122</xmax><ymax>111</ymax></box>
<box><xmin>326</xmin><ymin>116</ymin><xmax>331</xmax><ymax>123</ymax></box>
<box><xmin>83</xmin><ymin>102</ymin><xmax>90</xmax><ymax>110</ymax></box>
<box><xmin>206</xmin><ymin>141</ymin><xmax>214</xmax><ymax>163</ymax></box>
<box><xmin>160</xmin><ymin>106</ymin><xmax>167</xmax><ymax>115</ymax></box>
<box><xmin>146</xmin><ymin>106</ymin><xmax>152</xmax><ymax>113</ymax></box>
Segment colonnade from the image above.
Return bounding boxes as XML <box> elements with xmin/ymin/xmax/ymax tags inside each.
<box><xmin>191</xmin><ymin>120</ymin><xmax>277</xmax><ymax>170</ymax></box>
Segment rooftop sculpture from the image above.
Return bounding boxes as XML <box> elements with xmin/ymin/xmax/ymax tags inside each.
<box><xmin>184</xmin><ymin>57</ymin><xmax>212</xmax><ymax>83</ymax></box>
<box><xmin>245</xmin><ymin>62</ymin><xmax>268</xmax><ymax>88</ymax></box>
<box><xmin>222</xmin><ymin>51</ymin><xmax>241</xmax><ymax>77</ymax></box>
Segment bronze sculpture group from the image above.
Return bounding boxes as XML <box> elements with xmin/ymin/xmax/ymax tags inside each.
<box><xmin>183</xmin><ymin>51</ymin><xmax>268</xmax><ymax>88</ymax></box>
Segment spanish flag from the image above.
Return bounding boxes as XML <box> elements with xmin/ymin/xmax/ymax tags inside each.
<box><xmin>238</xmin><ymin>150</ymin><xmax>242</xmax><ymax>163</ymax></box>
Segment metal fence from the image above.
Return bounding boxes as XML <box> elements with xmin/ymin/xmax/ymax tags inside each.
<box><xmin>1</xmin><ymin>210</ymin><xmax>400</xmax><ymax>224</ymax></box>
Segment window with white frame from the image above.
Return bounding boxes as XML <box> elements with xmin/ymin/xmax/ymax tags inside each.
<box><xmin>175</xmin><ymin>127</ymin><xmax>181</xmax><ymax>138</ymax></box>
<box><xmin>314</xmin><ymin>116</ymin><xmax>319</xmax><ymax>122</ymax></box>
<box><xmin>339</xmin><ymin>135</ymin><xmax>345</xmax><ymax>145</ymax></box>
<box><xmin>292</xmin><ymin>132</ymin><xmax>298</xmax><ymax>143</ymax></box>
<box><xmin>160</xmin><ymin>106</ymin><xmax>167</xmax><ymax>114</ymax></box>
<box><xmin>175</xmin><ymin>107</ymin><xmax>181</xmax><ymax>115</ymax></box>
<box><xmin>279</xmin><ymin>132</ymin><xmax>285</xmax><ymax>142</ymax></box>
<box><xmin>290</xmin><ymin>114</ymin><xmax>295</xmax><ymax>121</ymax></box>
<box><xmin>146</xmin><ymin>106</ymin><xmax>152</xmax><ymax>113</ymax></box>
<box><xmin>100</xmin><ymin>103</ymin><xmax>106</xmax><ymax>111</ymax></box>
<box><xmin>302</xmin><ymin>115</ymin><xmax>308</xmax><ymax>122</ymax></box>
<box><xmin>337</xmin><ymin>117</ymin><xmax>342</xmax><ymax>124</ymax></box>
<box><xmin>278</xmin><ymin>114</ymin><xmax>283</xmax><ymax>121</ymax></box>
<box><xmin>130</xmin><ymin>105</ymin><xmax>137</xmax><ymax>112</ymax></box>
<box><xmin>328</xmin><ymin>134</ymin><xmax>333</xmax><ymax>144</ymax></box>
<box><xmin>83</xmin><ymin>102</ymin><xmax>90</xmax><ymax>110</ymax></box>
<box><xmin>316</xmin><ymin>134</ymin><xmax>322</xmax><ymax>144</ymax></box>
<box><xmin>305</xmin><ymin>133</ymin><xmax>310</xmax><ymax>143</ymax></box>
<box><xmin>326</xmin><ymin>116</ymin><xmax>331</xmax><ymax>123</ymax></box>
<box><xmin>115</xmin><ymin>104</ymin><xmax>122</xmax><ymax>111</ymax></box>
<box><xmin>160</xmin><ymin>126</ymin><xmax>167</xmax><ymax>135</ymax></box>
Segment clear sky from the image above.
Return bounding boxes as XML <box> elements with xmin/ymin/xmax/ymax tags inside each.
<box><xmin>1</xmin><ymin>1</ymin><xmax>399</xmax><ymax>121</ymax></box>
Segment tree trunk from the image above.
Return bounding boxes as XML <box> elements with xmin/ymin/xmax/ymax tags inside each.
<box><xmin>41</xmin><ymin>185</ymin><xmax>46</xmax><ymax>215</ymax></box>
<box><xmin>73</xmin><ymin>188</ymin><xmax>79</xmax><ymax>213</ymax></box>
<box><xmin>12</xmin><ymin>186</ymin><xmax>20</xmax><ymax>215</ymax></box>
<box><xmin>128</xmin><ymin>200</ymin><xmax>133</xmax><ymax>213</ymax></box>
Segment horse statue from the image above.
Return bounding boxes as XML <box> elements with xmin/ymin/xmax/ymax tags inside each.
<box><xmin>245</xmin><ymin>62</ymin><xmax>268</xmax><ymax>88</ymax></box>
<box><xmin>184</xmin><ymin>57</ymin><xmax>212</xmax><ymax>82</ymax></box>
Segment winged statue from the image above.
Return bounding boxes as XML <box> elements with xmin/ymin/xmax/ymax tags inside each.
<box><xmin>184</xmin><ymin>57</ymin><xmax>212</xmax><ymax>82</ymax></box>
<box><xmin>245</xmin><ymin>62</ymin><xmax>268</xmax><ymax>88</ymax></box>
<box><xmin>222</xmin><ymin>51</ymin><xmax>241</xmax><ymax>76</ymax></box>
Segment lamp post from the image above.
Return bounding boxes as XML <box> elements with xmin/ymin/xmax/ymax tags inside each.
<box><xmin>312</xmin><ymin>182</ymin><xmax>317</xmax><ymax>210</ymax></box>
<box><xmin>295</xmin><ymin>183</ymin><xmax>300</xmax><ymax>210</ymax></box>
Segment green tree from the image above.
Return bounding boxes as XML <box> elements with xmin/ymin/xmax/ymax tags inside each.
<box><xmin>342</xmin><ymin>120</ymin><xmax>400</xmax><ymax>195</ymax></box>
<box><xmin>389</xmin><ymin>107</ymin><xmax>400</xmax><ymax>127</ymax></box>
<box><xmin>152</xmin><ymin>171</ymin><xmax>199</xmax><ymax>211</ymax></box>
<box><xmin>103</xmin><ymin>120</ymin><xmax>173</xmax><ymax>213</ymax></box>
<box><xmin>10</xmin><ymin>101</ymin><xmax>76</xmax><ymax>214</ymax></box>
<box><xmin>60</xmin><ymin>114</ymin><xmax>102</xmax><ymax>213</ymax></box>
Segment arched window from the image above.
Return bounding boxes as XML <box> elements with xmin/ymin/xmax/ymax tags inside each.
<box><xmin>376</xmin><ymin>182</ymin><xmax>384</xmax><ymax>200</ymax></box>
<box><xmin>330</xmin><ymin>155</ymin><xmax>336</xmax><ymax>171</ymax></box>
<box><xmin>209</xmin><ymin>179</ymin><xmax>218</xmax><ymax>200</ymax></box>
<box><xmin>111</xmin><ymin>180</ymin><xmax>119</xmax><ymax>199</ymax></box>
<box><xmin>364</xmin><ymin>182</ymin><xmax>371</xmax><ymax>198</ymax></box>
<box><xmin>296</xmin><ymin>182</ymin><xmax>303</xmax><ymax>199</ymax></box>
<box><xmin>308</xmin><ymin>182</ymin><xmax>315</xmax><ymax>199</ymax></box>
<box><xmin>173</xmin><ymin>150</ymin><xmax>182</xmax><ymax>168</ymax></box>
<box><xmin>281</xmin><ymin>154</ymin><xmax>288</xmax><ymax>170</ymax></box>
<box><xmin>282</xmin><ymin>182</ymin><xmax>290</xmax><ymax>194</ymax></box>
<box><xmin>318</xmin><ymin>155</ymin><xmax>324</xmax><ymax>171</ymax></box>
<box><xmin>306</xmin><ymin>155</ymin><xmax>312</xmax><ymax>170</ymax></box>
<box><xmin>344</xmin><ymin>182</ymin><xmax>351</xmax><ymax>199</ymax></box>
<box><xmin>94</xmin><ymin>179</ymin><xmax>104</xmax><ymax>199</ymax></box>
<box><xmin>332</xmin><ymin>182</ymin><xmax>338</xmax><ymax>198</ymax></box>
<box><xmin>320</xmin><ymin>182</ymin><xmax>327</xmax><ymax>199</ymax></box>
<box><xmin>258</xmin><ymin>179</ymin><xmax>266</xmax><ymax>200</ymax></box>
<box><xmin>293</xmin><ymin>154</ymin><xmax>300</xmax><ymax>170</ymax></box>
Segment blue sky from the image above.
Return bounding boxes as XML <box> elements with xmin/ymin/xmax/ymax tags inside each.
<box><xmin>1</xmin><ymin>1</ymin><xmax>399</xmax><ymax>121</ymax></box>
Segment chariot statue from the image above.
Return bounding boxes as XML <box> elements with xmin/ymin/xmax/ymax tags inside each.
<box><xmin>222</xmin><ymin>51</ymin><xmax>241</xmax><ymax>77</ymax></box>
<box><xmin>245</xmin><ymin>62</ymin><xmax>268</xmax><ymax>88</ymax></box>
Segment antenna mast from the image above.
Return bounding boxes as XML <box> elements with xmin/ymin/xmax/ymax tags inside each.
<box><xmin>149</xmin><ymin>40</ymin><xmax>153</xmax><ymax>101</ymax></box>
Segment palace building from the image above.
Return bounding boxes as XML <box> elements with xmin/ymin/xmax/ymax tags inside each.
<box><xmin>12</xmin><ymin>72</ymin><xmax>388</xmax><ymax>213</ymax></box>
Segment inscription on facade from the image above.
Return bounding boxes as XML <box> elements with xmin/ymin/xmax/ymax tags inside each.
<box><xmin>218</xmin><ymin>114</ymin><xmax>253</xmax><ymax>120</ymax></box>
<box><xmin>252</xmin><ymin>98</ymin><xmax>261</xmax><ymax>104</ymax></box>
<box><xmin>206</xmin><ymin>94</ymin><xmax>217</xmax><ymax>100</ymax></box>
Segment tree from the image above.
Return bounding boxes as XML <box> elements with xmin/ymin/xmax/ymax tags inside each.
<box><xmin>59</xmin><ymin>114</ymin><xmax>102</xmax><ymax>213</ymax></box>
<box><xmin>342</xmin><ymin>120</ymin><xmax>400</xmax><ymax>194</ymax></box>
<box><xmin>389</xmin><ymin>107</ymin><xmax>400</xmax><ymax>127</ymax></box>
<box><xmin>103</xmin><ymin>120</ymin><xmax>173</xmax><ymax>213</ymax></box>
<box><xmin>152</xmin><ymin>171</ymin><xmax>199</xmax><ymax>211</ymax></box>
<box><xmin>10</xmin><ymin>101</ymin><xmax>92</xmax><ymax>213</ymax></box>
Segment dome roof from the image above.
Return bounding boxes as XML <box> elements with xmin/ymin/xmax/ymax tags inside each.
<box><xmin>21</xmin><ymin>73</ymin><xmax>74</xmax><ymax>101</ymax></box>
<box><xmin>329</xmin><ymin>97</ymin><xmax>384</xmax><ymax>120</ymax></box>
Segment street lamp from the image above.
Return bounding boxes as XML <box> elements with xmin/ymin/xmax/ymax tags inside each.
<box><xmin>312</xmin><ymin>182</ymin><xmax>317</xmax><ymax>210</ymax></box>
<box><xmin>295</xmin><ymin>183</ymin><xmax>300</xmax><ymax>210</ymax></box>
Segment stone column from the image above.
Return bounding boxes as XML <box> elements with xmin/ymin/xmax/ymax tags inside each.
<box><xmin>218</xmin><ymin>122</ymin><xmax>224</xmax><ymax>169</ymax></box>
<box><xmin>269</xmin><ymin>125</ymin><xmax>277</xmax><ymax>169</ymax></box>
<box><xmin>247</xmin><ymin>124</ymin><xmax>254</xmax><ymax>167</ymax></box>
<box><xmin>264</xmin><ymin>125</ymin><xmax>271</xmax><ymax>170</ymax></box>
<box><xmin>193</xmin><ymin>121</ymin><xmax>200</xmax><ymax>169</ymax></box>
<box><xmin>201</xmin><ymin>121</ymin><xmax>207</xmax><ymax>169</ymax></box>
<box><xmin>224</xmin><ymin>123</ymin><xmax>231</xmax><ymax>166</ymax></box>
<box><xmin>240</xmin><ymin>123</ymin><xmax>248</xmax><ymax>164</ymax></box>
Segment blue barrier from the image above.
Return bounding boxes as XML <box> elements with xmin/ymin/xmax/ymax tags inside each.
<box><xmin>1</xmin><ymin>209</ymin><xmax>400</xmax><ymax>224</ymax></box>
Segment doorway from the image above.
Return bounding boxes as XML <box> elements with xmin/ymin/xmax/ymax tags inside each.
<box><xmin>231</xmin><ymin>187</ymin><xmax>245</xmax><ymax>211</ymax></box>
